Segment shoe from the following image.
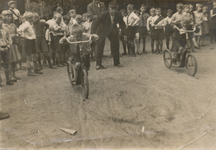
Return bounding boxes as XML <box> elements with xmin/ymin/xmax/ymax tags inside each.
<box><xmin>20</xmin><ymin>66</ymin><xmax>26</xmax><ymax>70</ymax></box>
<box><xmin>0</xmin><ymin>112</ymin><xmax>9</xmax><ymax>120</ymax></box>
<box><xmin>91</xmin><ymin>57</ymin><xmax>96</xmax><ymax>61</ymax></box>
<box><xmin>71</xmin><ymin>77</ymin><xmax>77</xmax><ymax>82</ymax></box>
<box><xmin>192</xmin><ymin>51</ymin><xmax>197</xmax><ymax>53</ymax></box>
<box><xmin>14</xmin><ymin>75</ymin><xmax>20</xmax><ymax>80</ymax></box>
<box><xmin>115</xmin><ymin>64</ymin><xmax>123</xmax><ymax>67</ymax></box>
<box><xmin>90</xmin><ymin>59</ymin><xmax>95</xmax><ymax>62</ymax></box>
<box><xmin>195</xmin><ymin>46</ymin><xmax>200</xmax><ymax>49</ymax></box>
<box><xmin>122</xmin><ymin>53</ymin><xmax>127</xmax><ymax>56</ymax></box>
<box><xmin>10</xmin><ymin>77</ymin><xmax>17</xmax><ymax>82</ymax></box>
<box><xmin>160</xmin><ymin>51</ymin><xmax>163</xmax><ymax>54</ymax></box>
<box><xmin>137</xmin><ymin>52</ymin><xmax>142</xmax><ymax>55</ymax></box>
<box><xmin>57</xmin><ymin>64</ymin><xmax>64</xmax><ymax>67</ymax></box>
<box><xmin>143</xmin><ymin>50</ymin><xmax>147</xmax><ymax>54</ymax></box>
<box><xmin>156</xmin><ymin>51</ymin><xmax>159</xmax><ymax>54</ymax></box>
<box><xmin>49</xmin><ymin>65</ymin><xmax>57</xmax><ymax>69</ymax></box>
<box><xmin>96</xmin><ymin>65</ymin><xmax>107</xmax><ymax>70</ymax></box>
<box><xmin>6</xmin><ymin>81</ymin><xmax>14</xmax><ymax>85</ymax></box>
<box><xmin>34</xmin><ymin>69</ymin><xmax>43</xmax><ymax>74</ymax></box>
<box><xmin>28</xmin><ymin>71</ymin><xmax>38</xmax><ymax>76</ymax></box>
<box><xmin>61</xmin><ymin>62</ymin><xmax>67</xmax><ymax>66</ymax></box>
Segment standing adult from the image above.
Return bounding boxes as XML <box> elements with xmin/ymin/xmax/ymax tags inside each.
<box><xmin>87</xmin><ymin>0</ymin><xmax>106</xmax><ymax>61</ymax></box>
<box><xmin>91</xmin><ymin>2</ymin><xmax>126</xmax><ymax>70</ymax></box>
<box><xmin>87</xmin><ymin>0</ymin><xmax>107</xmax><ymax>21</ymax></box>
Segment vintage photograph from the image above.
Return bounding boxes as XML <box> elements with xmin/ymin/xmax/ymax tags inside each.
<box><xmin>0</xmin><ymin>0</ymin><xmax>216</xmax><ymax>149</ymax></box>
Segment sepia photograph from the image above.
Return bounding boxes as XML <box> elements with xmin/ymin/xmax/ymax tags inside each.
<box><xmin>0</xmin><ymin>0</ymin><xmax>216</xmax><ymax>149</ymax></box>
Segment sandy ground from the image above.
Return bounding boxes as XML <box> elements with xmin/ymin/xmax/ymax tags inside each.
<box><xmin>0</xmin><ymin>38</ymin><xmax>216</xmax><ymax>150</ymax></box>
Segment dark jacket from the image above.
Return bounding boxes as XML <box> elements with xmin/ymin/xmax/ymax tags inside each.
<box><xmin>87</xmin><ymin>2</ymin><xmax>106</xmax><ymax>21</ymax></box>
<box><xmin>91</xmin><ymin>11</ymin><xmax>126</xmax><ymax>43</ymax></box>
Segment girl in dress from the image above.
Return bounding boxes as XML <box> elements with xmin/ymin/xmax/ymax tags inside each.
<box><xmin>194</xmin><ymin>3</ymin><xmax>204</xmax><ymax>47</ymax></box>
<box><xmin>2</xmin><ymin>10</ymin><xmax>21</xmax><ymax>82</ymax></box>
<box><xmin>201</xmin><ymin>6</ymin><xmax>209</xmax><ymax>46</ymax></box>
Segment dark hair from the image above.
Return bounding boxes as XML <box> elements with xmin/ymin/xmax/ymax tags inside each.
<box><xmin>140</xmin><ymin>4</ymin><xmax>146</xmax><ymax>8</ymax></box>
<box><xmin>0</xmin><ymin>15</ymin><xmax>2</xmax><ymax>20</ymax></box>
<box><xmin>3</xmin><ymin>13</ymin><xmax>14</xmax><ymax>24</ymax></box>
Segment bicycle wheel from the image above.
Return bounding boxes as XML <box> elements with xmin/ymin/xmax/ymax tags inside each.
<box><xmin>81</xmin><ymin>69</ymin><xmax>89</xmax><ymax>99</ymax></box>
<box><xmin>163</xmin><ymin>49</ymin><xmax>172</xmax><ymax>68</ymax></box>
<box><xmin>67</xmin><ymin>61</ymin><xmax>75</xmax><ymax>85</ymax></box>
<box><xmin>185</xmin><ymin>55</ymin><xmax>197</xmax><ymax>76</ymax></box>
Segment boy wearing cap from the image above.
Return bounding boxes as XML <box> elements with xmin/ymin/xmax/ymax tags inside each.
<box><xmin>17</xmin><ymin>12</ymin><xmax>42</xmax><ymax>76</ymax></box>
<box><xmin>8</xmin><ymin>0</ymin><xmax>21</xmax><ymax>27</ymax></box>
<box><xmin>91</xmin><ymin>2</ymin><xmax>127</xmax><ymax>69</ymax></box>
<box><xmin>59</xmin><ymin>24</ymin><xmax>99</xmax><ymax>81</ymax></box>
<box><xmin>171</xmin><ymin>3</ymin><xmax>184</xmax><ymax>27</ymax></box>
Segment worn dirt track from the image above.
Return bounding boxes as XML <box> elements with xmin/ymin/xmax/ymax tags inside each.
<box><xmin>1</xmin><ymin>38</ymin><xmax>216</xmax><ymax>150</ymax></box>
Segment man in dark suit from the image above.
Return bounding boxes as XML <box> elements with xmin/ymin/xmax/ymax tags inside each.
<box><xmin>91</xmin><ymin>2</ymin><xmax>127</xmax><ymax>70</ymax></box>
<box><xmin>87</xmin><ymin>0</ymin><xmax>106</xmax><ymax>21</ymax></box>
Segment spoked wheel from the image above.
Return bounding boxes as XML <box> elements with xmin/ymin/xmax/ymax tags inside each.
<box><xmin>81</xmin><ymin>69</ymin><xmax>89</xmax><ymax>99</ymax></box>
<box><xmin>163</xmin><ymin>49</ymin><xmax>172</xmax><ymax>68</ymax></box>
<box><xmin>186</xmin><ymin>55</ymin><xmax>197</xmax><ymax>76</ymax></box>
<box><xmin>67</xmin><ymin>61</ymin><xmax>75</xmax><ymax>85</ymax></box>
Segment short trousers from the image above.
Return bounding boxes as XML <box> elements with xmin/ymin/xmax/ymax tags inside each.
<box><xmin>153</xmin><ymin>29</ymin><xmax>164</xmax><ymax>40</ymax></box>
<box><xmin>71</xmin><ymin>53</ymin><xmax>90</xmax><ymax>70</ymax></box>
<box><xmin>24</xmin><ymin>39</ymin><xmax>37</xmax><ymax>56</ymax></box>
<box><xmin>138</xmin><ymin>26</ymin><xmax>147</xmax><ymax>38</ymax></box>
<box><xmin>127</xmin><ymin>26</ymin><xmax>137</xmax><ymax>41</ymax></box>
<box><xmin>53</xmin><ymin>35</ymin><xmax>64</xmax><ymax>52</ymax></box>
<box><xmin>36</xmin><ymin>37</ymin><xmax>49</xmax><ymax>53</ymax></box>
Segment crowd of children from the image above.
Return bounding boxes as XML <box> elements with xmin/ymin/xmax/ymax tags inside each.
<box><xmin>0</xmin><ymin>0</ymin><xmax>216</xmax><ymax>87</ymax></box>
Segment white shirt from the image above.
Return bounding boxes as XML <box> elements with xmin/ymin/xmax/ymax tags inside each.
<box><xmin>151</xmin><ymin>15</ymin><xmax>166</xmax><ymax>29</ymax></box>
<box><xmin>147</xmin><ymin>16</ymin><xmax>154</xmax><ymax>31</ymax></box>
<box><xmin>17</xmin><ymin>21</ymin><xmax>36</xmax><ymax>40</ymax></box>
<box><xmin>10</xmin><ymin>8</ymin><xmax>20</xmax><ymax>20</ymax></box>
<box><xmin>164</xmin><ymin>16</ymin><xmax>172</xmax><ymax>24</ymax></box>
<box><xmin>125</xmin><ymin>12</ymin><xmax>140</xmax><ymax>26</ymax></box>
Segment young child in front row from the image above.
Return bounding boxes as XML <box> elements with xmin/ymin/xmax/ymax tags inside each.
<box><xmin>59</xmin><ymin>24</ymin><xmax>99</xmax><ymax>82</ymax></box>
<box><xmin>151</xmin><ymin>8</ymin><xmax>166</xmax><ymax>54</ymax></box>
<box><xmin>33</xmin><ymin>13</ymin><xmax>56</xmax><ymax>69</ymax></box>
<box><xmin>17</xmin><ymin>12</ymin><xmax>41</xmax><ymax>76</ymax></box>
<box><xmin>49</xmin><ymin>13</ymin><xmax>66</xmax><ymax>67</ymax></box>
<box><xmin>147</xmin><ymin>8</ymin><xmax>156</xmax><ymax>54</ymax></box>
<box><xmin>126</xmin><ymin>4</ymin><xmax>140</xmax><ymax>57</ymax></box>
<box><xmin>138</xmin><ymin>4</ymin><xmax>149</xmax><ymax>54</ymax></box>
<box><xmin>0</xmin><ymin>14</ymin><xmax>14</xmax><ymax>86</ymax></box>
<box><xmin>164</xmin><ymin>9</ymin><xmax>173</xmax><ymax>49</ymax></box>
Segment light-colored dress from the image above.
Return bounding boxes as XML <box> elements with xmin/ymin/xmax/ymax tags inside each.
<box><xmin>2</xmin><ymin>23</ymin><xmax>21</xmax><ymax>63</ymax></box>
<box><xmin>194</xmin><ymin>11</ymin><xmax>204</xmax><ymax>36</ymax></box>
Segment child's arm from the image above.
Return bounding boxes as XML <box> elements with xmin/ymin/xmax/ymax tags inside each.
<box><xmin>90</xmin><ymin>34</ymin><xmax>99</xmax><ymax>41</ymax></box>
<box><xmin>130</xmin><ymin>14</ymin><xmax>140</xmax><ymax>26</ymax></box>
<box><xmin>210</xmin><ymin>10</ymin><xmax>216</xmax><ymax>18</ymax></box>
<box><xmin>17</xmin><ymin>23</ymin><xmax>28</xmax><ymax>35</ymax></box>
<box><xmin>147</xmin><ymin>17</ymin><xmax>150</xmax><ymax>31</ymax></box>
<box><xmin>59</xmin><ymin>36</ymin><xmax>67</xmax><ymax>44</ymax></box>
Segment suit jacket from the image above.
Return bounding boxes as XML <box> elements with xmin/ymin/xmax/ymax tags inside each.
<box><xmin>91</xmin><ymin>11</ymin><xmax>126</xmax><ymax>43</ymax></box>
<box><xmin>87</xmin><ymin>2</ymin><xmax>106</xmax><ymax>21</ymax></box>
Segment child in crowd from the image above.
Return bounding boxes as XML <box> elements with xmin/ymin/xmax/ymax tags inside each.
<box><xmin>134</xmin><ymin>9</ymin><xmax>141</xmax><ymax>54</ymax></box>
<box><xmin>151</xmin><ymin>8</ymin><xmax>165</xmax><ymax>54</ymax></box>
<box><xmin>82</xmin><ymin>13</ymin><xmax>95</xmax><ymax>61</ymax></box>
<box><xmin>17</xmin><ymin>12</ymin><xmax>41</xmax><ymax>76</ymax></box>
<box><xmin>8</xmin><ymin>0</ymin><xmax>21</xmax><ymax>27</ymax></box>
<box><xmin>2</xmin><ymin>10</ymin><xmax>21</xmax><ymax>82</ymax></box>
<box><xmin>164</xmin><ymin>9</ymin><xmax>173</xmax><ymax>49</ymax></box>
<box><xmin>0</xmin><ymin>14</ymin><xmax>14</xmax><ymax>85</ymax></box>
<box><xmin>68</xmin><ymin>9</ymin><xmax>77</xmax><ymax>34</ymax></box>
<box><xmin>147</xmin><ymin>8</ymin><xmax>156</xmax><ymax>54</ymax></box>
<box><xmin>62</xmin><ymin>15</ymin><xmax>70</xmax><ymax>64</ymax></box>
<box><xmin>201</xmin><ymin>6</ymin><xmax>209</xmax><ymax>46</ymax></box>
<box><xmin>49</xmin><ymin>13</ymin><xmax>66</xmax><ymax>67</ymax></box>
<box><xmin>189</xmin><ymin>4</ymin><xmax>199</xmax><ymax>50</ymax></box>
<box><xmin>194</xmin><ymin>3</ymin><xmax>204</xmax><ymax>47</ymax></box>
<box><xmin>126</xmin><ymin>4</ymin><xmax>140</xmax><ymax>57</ymax></box>
<box><xmin>75</xmin><ymin>15</ymin><xmax>83</xmax><ymax>26</ymax></box>
<box><xmin>120</xmin><ymin>9</ymin><xmax>129</xmax><ymax>56</ymax></box>
<box><xmin>138</xmin><ymin>4</ymin><xmax>149</xmax><ymax>54</ymax></box>
<box><xmin>209</xmin><ymin>2</ymin><xmax>216</xmax><ymax>44</ymax></box>
<box><xmin>59</xmin><ymin>24</ymin><xmax>99</xmax><ymax>81</ymax></box>
<box><xmin>33</xmin><ymin>13</ymin><xmax>56</xmax><ymax>69</ymax></box>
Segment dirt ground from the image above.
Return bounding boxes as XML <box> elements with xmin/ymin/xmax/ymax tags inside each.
<box><xmin>0</xmin><ymin>38</ymin><xmax>216</xmax><ymax>150</ymax></box>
